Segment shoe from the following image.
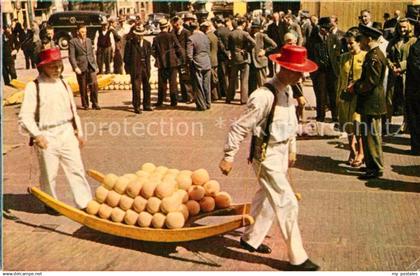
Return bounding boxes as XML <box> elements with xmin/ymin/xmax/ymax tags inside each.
<box><xmin>239</xmin><ymin>238</ymin><xmax>272</xmax><ymax>254</ymax></box>
<box><xmin>196</xmin><ymin>107</ymin><xmax>206</xmax><ymax>111</ymax></box>
<box><xmin>225</xmin><ymin>100</ymin><xmax>231</xmax><ymax>104</ymax></box>
<box><xmin>154</xmin><ymin>103</ymin><xmax>163</xmax><ymax>107</ymax></box>
<box><xmin>351</xmin><ymin>158</ymin><xmax>364</xmax><ymax>168</ymax></box>
<box><xmin>82</xmin><ymin>106</ymin><xmax>89</xmax><ymax>110</ymax></box>
<box><xmin>287</xmin><ymin>259</ymin><xmax>320</xmax><ymax>271</ymax></box>
<box><xmin>170</xmin><ymin>102</ymin><xmax>177</xmax><ymax>107</ymax></box>
<box><xmin>45</xmin><ymin>205</ymin><xmax>60</xmax><ymax>216</ymax></box>
<box><xmin>358</xmin><ymin>171</ymin><xmax>383</xmax><ymax>180</ymax></box>
<box><xmin>143</xmin><ymin>107</ymin><xmax>153</xmax><ymax>111</ymax></box>
<box><xmin>134</xmin><ymin>109</ymin><xmax>141</xmax><ymax>114</ymax></box>
<box><xmin>92</xmin><ymin>105</ymin><xmax>101</xmax><ymax>110</ymax></box>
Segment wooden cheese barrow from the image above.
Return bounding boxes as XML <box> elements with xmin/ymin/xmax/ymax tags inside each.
<box><xmin>28</xmin><ymin>169</ymin><xmax>254</xmax><ymax>243</ymax></box>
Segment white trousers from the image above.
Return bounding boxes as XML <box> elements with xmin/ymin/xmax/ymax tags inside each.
<box><xmin>242</xmin><ymin>141</ymin><xmax>308</xmax><ymax>265</ymax></box>
<box><xmin>36</xmin><ymin>123</ymin><xmax>92</xmax><ymax>209</ymax></box>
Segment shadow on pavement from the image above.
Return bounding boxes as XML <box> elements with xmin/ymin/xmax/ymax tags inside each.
<box><xmin>365</xmin><ymin>178</ymin><xmax>420</xmax><ymax>193</ymax></box>
<box><xmin>383</xmin><ymin>135</ymin><xmax>411</xmax><ymax>146</ymax></box>
<box><xmin>391</xmin><ymin>165</ymin><xmax>420</xmax><ymax>178</ymax></box>
<box><xmin>3</xmin><ymin>193</ymin><xmax>289</xmax><ymax>270</ymax></box>
<box><xmin>296</xmin><ymin>154</ymin><xmax>361</xmax><ymax>176</ymax></box>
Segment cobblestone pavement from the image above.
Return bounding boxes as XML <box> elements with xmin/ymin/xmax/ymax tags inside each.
<box><xmin>2</xmin><ymin>51</ymin><xmax>419</xmax><ymax>271</ymax></box>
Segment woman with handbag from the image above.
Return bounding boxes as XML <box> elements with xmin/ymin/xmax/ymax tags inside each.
<box><xmin>337</xmin><ymin>29</ymin><xmax>366</xmax><ymax>167</ymax></box>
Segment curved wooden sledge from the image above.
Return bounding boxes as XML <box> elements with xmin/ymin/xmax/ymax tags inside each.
<box><xmin>28</xmin><ymin>171</ymin><xmax>253</xmax><ymax>242</ymax></box>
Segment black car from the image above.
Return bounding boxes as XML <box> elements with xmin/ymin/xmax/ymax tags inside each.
<box><xmin>47</xmin><ymin>11</ymin><xmax>108</xmax><ymax>50</ymax></box>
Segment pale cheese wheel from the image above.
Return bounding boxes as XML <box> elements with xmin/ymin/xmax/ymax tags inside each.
<box><xmin>141</xmin><ymin>163</ymin><xmax>156</xmax><ymax>173</ymax></box>
<box><xmin>179</xmin><ymin>204</ymin><xmax>189</xmax><ymax>220</ymax></box>
<box><xmin>146</xmin><ymin>197</ymin><xmax>162</xmax><ymax>214</ymax></box>
<box><xmin>135</xmin><ymin>170</ymin><xmax>150</xmax><ymax>178</ymax></box>
<box><xmin>98</xmin><ymin>204</ymin><xmax>113</xmax><ymax>219</ymax></box>
<box><xmin>141</xmin><ymin>178</ymin><xmax>159</xmax><ymax>199</ymax></box>
<box><xmin>174</xmin><ymin>189</ymin><xmax>189</xmax><ymax>203</ymax></box>
<box><xmin>103</xmin><ymin>173</ymin><xmax>118</xmax><ymax>190</ymax></box>
<box><xmin>191</xmin><ymin>169</ymin><xmax>210</xmax><ymax>186</ymax></box>
<box><xmin>152</xmin><ymin>212</ymin><xmax>166</xmax><ymax>228</ymax></box>
<box><xmin>160</xmin><ymin>194</ymin><xmax>182</xmax><ymax>214</ymax></box>
<box><xmin>111</xmin><ymin>207</ymin><xmax>125</xmax><ymax>222</ymax></box>
<box><xmin>138</xmin><ymin>211</ymin><xmax>153</xmax><ymax>227</ymax></box>
<box><xmin>124</xmin><ymin>84</ymin><xmax>130</xmax><ymax>90</ymax></box>
<box><xmin>106</xmin><ymin>190</ymin><xmax>121</xmax><ymax>207</ymax></box>
<box><xmin>179</xmin><ymin>170</ymin><xmax>193</xmax><ymax>176</ymax></box>
<box><xmin>204</xmin><ymin>180</ymin><xmax>221</xmax><ymax>196</ymax></box>
<box><xmin>114</xmin><ymin>176</ymin><xmax>130</xmax><ymax>194</ymax></box>
<box><xmin>86</xmin><ymin>200</ymin><xmax>101</xmax><ymax>215</ymax></box>
<box><xmin>199</xmin><ymin>196</ymin><xmax>215</xmax><ymax>212</ymax></box>
<box><xmin>123</xmin><ymin>173</ymin><xmax>138</xmax><ymax>182</ymax></box>
<box><xmin>162</xmin><ymin>174</ymin><xmax>177</xmax><ymax>182</ymax></box>
<box><xmin>126</xmin><ymin>178</ymin><xmax>145</xmax><ymax>198</ymax></box>
<box><xmin>155</xmin><ymin>179</ymin><xmax>176</xmax><ymax>199</ymax></box>
<box><xmin>186</xmin><ymin>200</ymin><xmax>200</xmax><ymax>216</ymax></box>
<box><xmin>167</xmin><ymin>169</ymin><xmax>180</xmax><ymax>175</ymax></box>
<box><xmin>133</xmin><ymin>196</ymin><xmax>148</xmax><ymax>213</ymax></box>
<box><xmin>176</xmin><ymin>173</ymin><xmax>192</xmax><ymax>191</ymax></box>
<box><xmin>124</xmin><ymin>209</ymin><xmax>138</xmax><ymax>225</ymax></box>
<box><xmin>149</xmin><ymin>172</ymin><xmax>164</xmax><ymax>182</ymax></box>
<box><xmin>119</xmin><ymin>195</ymin><xmax>134</xmax><ymax>211</ymax></box>
<box><xmin>166</xmin><ymin>212</ymin><xmax>185</xmax><ymax>229</ymax></box>
<box><xmin>155</xmin><ymin>166</ymin><xmax>168</xmax><ymax>175</ymax></box>
<box><xmin>215</xmin><ymin>192</ymin><xmax>232</xmax><ymax>209</ymax></box>
<box><xmin>95</xmin><ymin>185</ymin><xmax>109</xmax><ymax>203</ymax></box>
<box><xmin>188</xmin><ymin>185</ymin><xmax>205</xmax><ymax>201</ymax></box>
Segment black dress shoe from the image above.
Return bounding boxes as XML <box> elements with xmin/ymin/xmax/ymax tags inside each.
<box><xmin>134</xmin><ymin>109</ymin><xmax>141</xmax><ymax>114</ymax></box>
<box><xmin>287</xmin><ymin>259</ymin><xmax>320</xmax><ymax>271</ymax></box>
<box><xmin>240</xmin><ymin>238</ymin><xmax>272</xmax><ymax>254</ymax></box>
<box><xmin>358</xmin><ymin>171</ymin><xmax>383</xmax><ymax>180</ymax></box>
<box><xmin>82</xmin><ymin>106</ymin><xmax>89</xmax><ymax>110</ymax></box>
<box><xmin>92</xmin><ymin>105</ymin><xmax>101</xmax><ymax>110</ymax></box>
<box><xmin>45</xmin><ymin>205</ymin><xmax>60</xmax><ymax>216</ymax></box>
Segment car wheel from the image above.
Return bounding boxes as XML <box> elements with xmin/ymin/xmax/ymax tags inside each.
<box><xmin>58</xmin><ymin>36</ymin><xmax>70</xmax><ymax>50</ymax></box>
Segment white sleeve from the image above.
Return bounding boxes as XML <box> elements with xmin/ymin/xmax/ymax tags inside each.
<box><xmin>18</xmin><ymin>82</ymin><xmax>42</xmax><ymax>137</ymax></box>
<box><xmin>65</xmin><ymin>80</ymin><xmax>83</xmax><ymax>137</ymax></box>
<box><xmin>110</xmin><ymin>31</ymin><xmax>115</xmax><ymax>52</ymax></box>
<box><xmin>223</xmin><ymin>92</ymin><xmax>269</xmax><ymax>162</ymax></box>
<box><xmin>289</xmin><ymin>136</ymin><xmax>297</xmax><ymax>154</ymax></box>
<box><xmin>94</xmin><ymin>31</ymin><xmax>99</xmax><ymax>50</ymax></box>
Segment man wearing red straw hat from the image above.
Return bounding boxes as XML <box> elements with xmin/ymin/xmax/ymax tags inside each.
<box><xmin>19</xmin><ymin>48</ymin><xmax>93</xmax><ymax>214</ymax></box>
<box><xmin>219</xmin><ymin>45</ymin><xmax>320</xmax><ymax>271</ymax></box>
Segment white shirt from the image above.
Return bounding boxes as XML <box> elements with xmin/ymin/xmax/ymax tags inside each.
<box><xmin>18</xmin><ymin>76</ymin><xmax>83</xmax><ymax>138</ymax></box>
<box><xmin>223</xmin><ymin>76</ymin><xmax>297</xmax><ymax>162</ymax></box>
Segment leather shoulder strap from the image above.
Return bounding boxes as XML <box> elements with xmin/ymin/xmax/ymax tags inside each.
<box><xmin>262</xmin><ymin>83</ymin><xmax>278</xmax><ymax>143</ymax></box>
<box><xmin>34</xmin><ymin>79</ymin><xmax>40</xmax><ymax>126</ymax></box>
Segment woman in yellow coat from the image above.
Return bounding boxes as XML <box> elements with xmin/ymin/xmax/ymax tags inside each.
<box><xmin>337</xmin><ymin>29</ymin><xmax>367</xmax><ymax>167</ymax></box>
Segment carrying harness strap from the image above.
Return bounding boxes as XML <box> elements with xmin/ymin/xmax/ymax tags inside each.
<box><xmin>29</xmin><ymin>78</ymin><xmax>78</xmax><ymax>146</ymax></box>
<box><xmin>248</xmin><ymin>82</ymin><xmax>278</xmax><ymax>163</ymax></box>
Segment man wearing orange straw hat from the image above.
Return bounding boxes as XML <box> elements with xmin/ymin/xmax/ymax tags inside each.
<box><xmin>219</xmin><ymin>45</ymin><xmax>320</xmax><ymax>271</ymax></box>
<box><xmin>19</xmin><ymin>48</ymin><xmax>93</xmax><ymax>214</ymax></box>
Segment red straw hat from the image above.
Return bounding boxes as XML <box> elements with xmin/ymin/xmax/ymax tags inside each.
<box><xmin>269</xmin><ymin>45</ymin><xmax>318</xmax><ymax>73</ymax></box>
<box><xmin>37</xmin><ymin>48</ymin><xmax>62</xmax><ymax>67</ymax></box>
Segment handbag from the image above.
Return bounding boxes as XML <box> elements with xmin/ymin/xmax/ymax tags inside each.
<box><xmin>340</xmin><ymin>56</ymin><xmax>354</xmax><ymax>102</ymax></box>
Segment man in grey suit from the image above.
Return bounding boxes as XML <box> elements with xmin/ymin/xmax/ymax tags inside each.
<box><xmin>227</xmin><ymin>17</ymin><xmax>256</xmax><ymax>104</ymax></box>
<box><xmin>249</xmin><ymin>22</ymin><xmax>277</xmax><ymax>93</ymax></box>
<box><xmin>187</xmin><ymin>22</ymin><xmax>212</xmax><ymax>111</ymax></box>
<box><xmin>201</xmin><ymin>21</ymin><xmax>220</xmax><ymax>101</ymax></box>
<box><xmin>69</xmin><ymin>24</ymin><xmax>100</xmax><ymax>110</ymax></box>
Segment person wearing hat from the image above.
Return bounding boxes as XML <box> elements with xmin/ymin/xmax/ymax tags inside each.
<box><xmin>124</xmin><ymin>24</ymin><xmax>152</xmax><ymax>114</ymax></box>
<box><xmin>219</xmin><ymin>45</ymin><xmax>320</xmax><ymax>271</ymax></box>
<box><xmin>108</xmin><ymin>17</ymin><xmax>124</xmax><ymax>74</ymax></box>
<box><xmin>300</xmin><ymin>11</ymin><xmax>312</xmax><ymax>47</ymax></box>
<box><xmin>226</xmin><ymin>17</ymin><xmax>256</xmax><ymax>104</ymax></box>
<box><xmin>201</xmin><ymin>20</ymin><xmax>220</xmax><ymax>101</ymax></box>
<box><xmin>19</xmin><ymin>48</ymin><xmax>93</xmax><ymax>214</ymax></box>
<box><xmin>152</xmin><ymin>18</ymin><xmax>184</xmax><ymax>107</ymax></box>
<box><xmin>171</xmin><ymin>16</ymin><xmax>194</xmax><ymax>103</ymax></box>
<box><xmin>94</xmin><ymin>20</ymin><xmax>115</xmax><ymax>74</ymax></box>
<box><xmin>215</xmin><ymin>16</ymin><xmax>233</xmax><ymax>99</ymax></box>
<box><xmin>249</xmin><ymin>21</ymin><xmax>277</xmax><ymax>93</ymax></box>
<box><xmin>187</xmin><ymin>21</ymin><xmax>212</xmax><ymax>111</ymax></box>
<box><xmin>347</xmin><ymin>24</ymin><xmax>387</xmax><ymax>179</ymax></box>
<box><xmin>2</xmin><ymin>24</ymin><xmax>18</xmax><ymax>86</ymax></box>
<box><xmin>69</xmin><ymin>24</ymin><xmax>100</xmax><ymax>110</ymax></box>
<box><xmin>307</xmin><ymin>16</ymin><xmax>342</xmax><ymax>122</ymax></box>
<box><xmin>266</xmin><ymin>12</ymin><xmax>288</xmax><ymax>77</ymax></box>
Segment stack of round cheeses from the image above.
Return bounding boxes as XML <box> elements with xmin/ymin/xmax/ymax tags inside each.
<box><xmin>86</xmin><ymin>163</ymin><xmax>233</xmax><ymax>229</ymax></box>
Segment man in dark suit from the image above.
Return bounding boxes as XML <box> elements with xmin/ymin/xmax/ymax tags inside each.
<box><xmin>69</xmin><ymin>24</ymin><xmax>100</xmax><ymax>110</ymax></box>
<box><xmin>227</xmin><ymin>17</ymin><xmax>256</xmax><ymax>104</ymax></box>
<box><xmin>171</xmin><ymin>16</ymin><xmax>194</xmax><ymax>103</ymax></box>
<box><xmin>201</xmin><ymin>21</ymin><xmax>220</xmax><ymax>101</ymax></box>
<box><xmin>266</xmin><ymin>12</ymin><xmax>287</xmax><ymax>77</ymax></box>
<box><xmin>187</xmin><ymin>22</ymin><xmax>212</xmax><ymax>111</ymax></box>
<box><xmin>124</xmin><ymin>25</ymin><xmax>152</xmax><ymax>114</ymax></box>
<box><xmin>152</xmin><ymin>18</ymin><xmax>184</xmax><ymax>107</ymax></box>
<box><xmin>215</xmin><ymin>16</ymin><xmax>232</xmax><ymax>99</ymax></box>
<box><xmin>2</xmin><ymin>24</ymin><xmax>18</xmax><ymax>86</ymax></box>
<box><xmin>249</xmin><ymin>22</ymin><xmax>277</xmax><ymax>93</ymax></box>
